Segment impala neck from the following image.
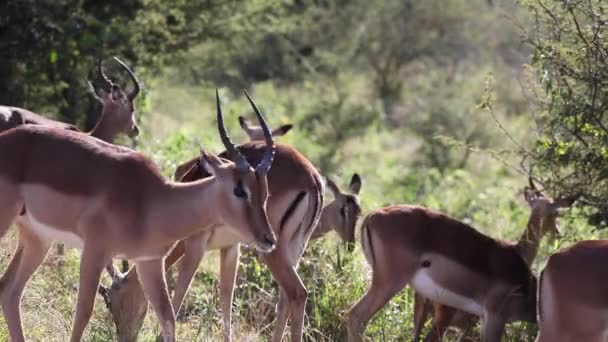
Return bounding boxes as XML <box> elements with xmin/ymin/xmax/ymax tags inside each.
<box><xmin>146</xmin><ymin>178</ymin><xmax>222</xmax><ymax>242</ymax></box>
<box><xmin>90</xmin><ymin>113</ymin><xmax>119</xmax><ymax>142</ymax></box>
<box><xmin>515</xmin><ymin>213</ymin><xmax>544</xmax><ymax>266</ymax></box>
<box><xmin>312</xmin><ymin>206</ymin><xmax>333</xmax><ymax>240</ymax></box>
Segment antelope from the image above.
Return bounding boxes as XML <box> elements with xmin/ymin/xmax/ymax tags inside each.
<box><xmin>0</xmin><ymin>91</ymin><xmax>277</xmax><ymax>342</ymax></box>
<box><xmin>1</xmin><ymin>57</ymin><xmax>142</xmax><ymax>262</ymax></box>
<box><xmin>239</xmin><ymin>115</ymin><xmax>293</xmax><ymax>141</ymax></box>
<box><xmin>347</xmin><ymin>204</ymin><xmax>538</xmax><ymax>342</ymax></box>
<box><xmin>0</xmin><ymin>57</ymin><xmax>141</xmax><ymax>140</ymax></box>
<box><xmin>536</xmin><ymin>240</ymin><xmax>608</xmax><ymax>342</ymax></box>
<box><xmin>412</xmin><ymin>179</ymin><xmax>576</xmax><ymax>342</ymax></box>
<box><xmin>310</xmin><ymin>173</ymin><xmax>362</xmax><ymax>249</ymax></box>
<box><xmin>240</xmin><ymin>113</ymin><xmax>361</xmax><ymax>247</ymax></box>
<box><xmin>100</xmin><ymin>94</ymin><xmax>325</xmax><ymax>342</ymax></box>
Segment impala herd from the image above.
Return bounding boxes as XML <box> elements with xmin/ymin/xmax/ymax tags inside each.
<box><xmin>0</xmin><ymin>57</ymin><xmax>604</xmax><ymax>342</ymax></box>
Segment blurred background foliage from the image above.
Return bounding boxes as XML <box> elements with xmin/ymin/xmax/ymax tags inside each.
<box><xmin>1</xmin><ymin>0</ymin><xmax>608</xmax><ymax>341</ymax></box>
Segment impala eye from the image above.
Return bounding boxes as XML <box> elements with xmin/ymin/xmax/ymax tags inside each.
<box><xmin>233</xmin><ymin>181</ymin><xmax>248</xmax><ymax>199</ymax></box>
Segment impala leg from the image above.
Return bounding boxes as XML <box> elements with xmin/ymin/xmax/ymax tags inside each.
<box><xmin>272</xmin><ymin>289</ymin><xmax>290</xmax><ymax>342</ymax></box>
<box><xmin>137</xmin><ymin>258</ymin><xmax>176</xmax><ymax>342</ymax></box>
<box><xmin>480</xmin><ymin>314</ymin><xmax>505</xmax><ymax>342</ymax></box>
<box><xmin>219</xmin><ymin>244</ymin><xmax>240</xmax><ymax>342</ymax></box>
<box><xmin>347</xmin><ymin>271</ymin><xmax>412</xmax><ymax>342</ymax></box>
<box><xmin>424</xmin><ymin>303</ymin><xmax>457</xmax><ymax>342</ymax></box>
<box><xmin>262</xmin><ymin>250</ymin><xmax>307</xmax><ymax>342</ymax></box>
<box><xmin>171</xmin><ymin>232</ymin><xmax>209</xmax><ymax>316</ymax></box>
<box><xmin>412</xmin><ymin>292</ymin><xmax>430</xmax><ymax>342</ymax></box>
<box><xmin>1</xmin><ymin>235</ymin><xmax>49</xmax><ymax>342</ymax></box>
<box><xmin>70</xmin><ymin>246</ymin><xmax>108</xmax><ymax>342</ymax></box>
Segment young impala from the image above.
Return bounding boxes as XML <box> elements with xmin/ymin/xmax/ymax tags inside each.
<box><xmin>413</xmin><ymin>178</ymin><xmax>576</xmax><ymax>341</ymax></box>
<box><xmin>100</xmin><ymin>93</ymin><xmax>326</xmax><ymax>342</ymax></box>
<box><xmin>536</xmin><ymin>240</ymin><xmax>608</xmax><ymax>342</ymax></box>
<box><xmin>0</xmin><ymin>91</ymin><xmax>277</xmax><ymax>342</ymax></box>
<box><xmin>347</xmin><ymin>204</ymin><xmax>538</xmax><ymax>342</ymax></box>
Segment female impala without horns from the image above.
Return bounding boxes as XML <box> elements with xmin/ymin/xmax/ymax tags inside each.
<box><xmin>413</xmin><ymin>178</ymin><xmax>576</xmax><ymax>341</ymax></box>
<box><xmin>347</xmin><ymin>204</ymin><xmax>537</xmax><ymax>342</ymax></box>
<box><xmin>0</xmin><ymin>90</ymin><xmax>276</xmax><ymax>342</ymax></box>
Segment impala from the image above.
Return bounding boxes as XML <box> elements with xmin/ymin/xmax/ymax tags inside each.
<box><xmin>239</xmin><ymin>115</ymin><xmax>292</xmax><ymax>141</ymax></box>
<box><xmin>1</xmin><ymin>57</ymin><xmax>142</xmax><ymax>261</ymax></box>
<box><xmin>0</xmin><ymin>57</ymin><xmax>141</xmax><ymax>141</ymax></box>
<box><xmin>310</xmin><ymin>173</ymin><xmax>362</xmax><ymax>249</ymax></box>
<box><xmin>413</xmin><ymin>178</ymin><xmax>576</xmax><ymax>341</ymax></box>
<box><xmin>347</xmin><ymin>204</ymin><xmax>538</xmax><ymax>342</ymax></box>
<box><xmin>100</xmin><ymin>94</ymin><xmax>326</xmax><ymax>342</ymax></box>
<box><xmin>0</xmin><ymin>91</ymin><xmax>277</xmax><ymax>342</ymax></box>
<box><xmin>536</xmin><ymin>240</ymin><xmax>608</xmax><ymax>342</ymax></box>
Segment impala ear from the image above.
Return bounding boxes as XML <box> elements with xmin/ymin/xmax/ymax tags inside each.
<box><xmin>272</xmin><ymin>124</ymin><xmax>293</xmax><ymax>136</ymax></box>
<box><xmin>349</xmin><ymin>173</ymin><xmax>362</xmax><ymax>195</ymax></box>
<box><xmin>238</xmin><ymin>116</ymin><xmax>251</xmax><ymax>130</ymax></box>
<box><xmin>199</xmin><ymin>150</ymin><xmax>224</xmax><ymax>177</ymax></box>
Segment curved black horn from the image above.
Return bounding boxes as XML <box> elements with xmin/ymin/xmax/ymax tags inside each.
<box><xmin>97</xmin><ymin>58</ymin><xmax>113</xmax><ymax>89</ymax></box>
<box><xmin>216</xmin><ymin>90</ymin><xmax>250</xmax><ymax>173</ymax></box>
<box><xmin>244</xmin><ymin>90</ymin><xmax>275</xmax><ymax>176</ymax></box>
<box><xmin>113</xmin><ymin>57</ymin><xmax>141</xmax><ymax>101</ymax></box>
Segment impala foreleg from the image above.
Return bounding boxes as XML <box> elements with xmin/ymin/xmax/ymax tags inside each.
<box><xmin>219</xmin><ymin>244</ymin><xmax>240</xmax><ymax>342</ymax></box>
<box><xmin>480</xmin><ymin>314</ymin><xmax>506</xmax><ymax>342</ymax></box>
<box><xmin>171</xmin><ymin>231</ymin><xmax>210</xmax><ymax>316</ymax></box>
<box><xmin>70</xmin><ymin>245</ymin><xmax>109</xmax><ymax>342</ymax></box>
<box><xmin>136</xmin><ymin>258</ymin><xmax>176</xmax><ymax>342</ymax></box>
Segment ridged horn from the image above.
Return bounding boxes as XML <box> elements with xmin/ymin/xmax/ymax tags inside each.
<box><xmin>216</xmin><ymin>90</ymin><xmax>250</xmax><ymax>173</ymax></box>
<box><xmin>113</xmin><ymin>57</ymin><xmax>141</xmax><ymax>101</ymax></box>
<box><xmin>244</xmin><ymin>90</ymin><xmax>275</xmax><ymax>176</ymax></box>
<box><xmin>97</xmin><ymin>58</ymin><xmax>113</xmax><ymax>89</ymax></box>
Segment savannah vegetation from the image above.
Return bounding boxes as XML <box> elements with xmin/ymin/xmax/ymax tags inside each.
<box><xmin>1</xmin><ymin>0</ymin><xmax>608</xmax><ymax>341</ymax></box>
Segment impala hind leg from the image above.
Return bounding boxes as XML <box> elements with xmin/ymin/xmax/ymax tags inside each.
<box><xmin>70</xmin><ymin>246</ymin><xmax>108</xmax><ymax>342</ymax></box>
<box><xmin>219</xmin><ymin>244</ymin><xmax>240</xmax><ymax>342</ymax></box>
<box><xmin>347</xmin><ymin>270</ymin><xmax>413</xmax><ymax>342</ymax></box>
<box><xmin>137</xmin><ymin>258</ymin><xmax>176</xmax><ymax>342</ymax></box>
<box><xmin>262</xmin><ymin>250</ymin><xmax>307</xmax><ymax>342</ymax></box>
<box><xmin>0</xmin><ymin>184</ymin><xmax>20</xmax><ymax>239</ymax></box>
<box><xmin>0</xmin><ymin>229</ymin><xmax>50</xmax><ymax>342</ymax></box>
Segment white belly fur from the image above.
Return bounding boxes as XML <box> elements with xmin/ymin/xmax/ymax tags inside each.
<box><xmin>24</xmin><ymin>213</ymin><xmax>84</xmax><ymax>249</ymax></box>
<box><xmin>411</xmin><ymin>269</ymin><xmax>483</xmax><ymax>316</ymax></box>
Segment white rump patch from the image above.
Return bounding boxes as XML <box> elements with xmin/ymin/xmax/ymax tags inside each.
<box><xmin>24</xmin><ymin>213</ymin><xmax>84</xmax><ymax>249</ymax></box>
<box><xmin>411</xmin><ymin>269</ymin><xmax>483</xmax><ymax>316</ymax></box>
